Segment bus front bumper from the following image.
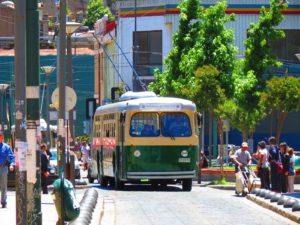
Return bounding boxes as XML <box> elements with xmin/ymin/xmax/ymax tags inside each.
<box><xmin>126</xmin><ymin>170</ymin><xmax>196</xmax><ymax>179</ymax></box>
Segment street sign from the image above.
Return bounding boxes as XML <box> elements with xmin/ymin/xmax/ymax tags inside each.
<box><xmin>51</xmin><ymin>86</ymin><xmax>77</xmax><ymax>112</ymax></box>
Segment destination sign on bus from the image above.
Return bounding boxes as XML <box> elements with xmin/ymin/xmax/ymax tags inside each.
<box><xmin>139</xmin><ymin>103</ymin><xmax>182</xmax><ymax>111</ymax></box>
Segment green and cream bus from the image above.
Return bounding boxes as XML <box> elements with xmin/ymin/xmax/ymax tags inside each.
<box><xmin>88</xmin><ymin>92</ymin><xmax>199</xmax><ymax>191</ymax></box>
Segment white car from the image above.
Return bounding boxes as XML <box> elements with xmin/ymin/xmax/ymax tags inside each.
<box><xmin>49</xmin><ymin>148</ymin><xmax>81</xmax><ymax>179</ymax></box>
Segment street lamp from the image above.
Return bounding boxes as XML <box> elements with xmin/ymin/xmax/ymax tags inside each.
<box><xmin>0</xmin><ymin>84</ymin><xmax>9</xmax><ymax>132</ymax></box>
<box><xmin>41</xmin><ymin>66</ymin><xmax>56</xmax><ymax>147</ymax></box>
<box><xmin>66</xmin><ymin>21</ymin><xmax>81</xmax><ymax>146</ymax></box>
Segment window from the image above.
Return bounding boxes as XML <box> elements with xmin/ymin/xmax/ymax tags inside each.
<box><xmin>130</xmin><ymin>112</ymin><xmax>159</xmax><ymax>137</ymax></box>
<box><xmin>133</xmin><ymin>30</ymin><xmax>162</xmax><ymax>77</ymax></box>
<box><xmin>160</xmin><ymin>113</ymin><xmax>192</xmax><ymax>137</ymax></box>
<box><xmin>271</xmin><ymin>29</ymin><xmax>300</xmax><ymax>63</ymax></box>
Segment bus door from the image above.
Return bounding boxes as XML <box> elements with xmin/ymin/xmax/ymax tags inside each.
<box><xmin>119</xmin><ymin>111</ymin><xmax>126</xmax><ymax>178</ymax></box>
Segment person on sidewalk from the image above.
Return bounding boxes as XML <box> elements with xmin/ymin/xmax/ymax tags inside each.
<box><xmin>254</xmin><ymin>141</ymin><xmax>270</xmax><ymax>189</ymax></box>
<box><xmin>40</xmin><ymin>143</ymin><xmax>49</xmax><ymax>194</ymax></box>
<box><xmin>0</xmin><ymin>131</ymin><xmax>15</xmax><ymax>208</ymax></box>
<box><xmin>232</xmin><ymin>142</ymin><xmax>252</xmax><ymax>173</ymax></box>
<box><xmin>287</xmin><ymin>147</ymin><xmax>295</xmax><ymax>193</ymax></box>
<box><xmin>81</xmin><ymin>140</ymin><xmax>90</xmax><ymax>171</ymax></box>
<box><xmin>279</xmin><ymin>142</ymin><xmax>290</xmax><ymax>193</ymax></box>
<box><xmin>268</xmin><ymin>137</ymin><xmax>281</xmax><ymax>192</ymax></box>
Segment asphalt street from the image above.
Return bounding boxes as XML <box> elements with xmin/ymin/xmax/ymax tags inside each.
<box><xmin>94</xmin><ymin>183</ymin><xmax>298</xmax><ymax>225</ymax></box>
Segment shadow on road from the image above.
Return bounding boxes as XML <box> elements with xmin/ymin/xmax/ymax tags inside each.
<box><xmin>92</xmin><ymin>183</ymin><xmax>183</xmax><ymax>192</ymax></box>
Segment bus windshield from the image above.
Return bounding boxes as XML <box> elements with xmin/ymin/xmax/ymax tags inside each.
<box><xmin>161</xmin><ymin>112</ymin><xmax>192</xmax><ymax>137</ymax></box>
<box><xmin>130</xmin><ymin>112</ymin><xmax>160</xmax><ymax>137</ymax></box>
<box><xmin>130</xmin><ymin>112</ymin><xmax>192</xmax><ymax>137</ymax></box>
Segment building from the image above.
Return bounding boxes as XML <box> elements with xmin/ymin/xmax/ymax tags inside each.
<box><xmin>111</xmin><ymin>0</ymin><xmax>300</xmax><ymax>149</ymax></box>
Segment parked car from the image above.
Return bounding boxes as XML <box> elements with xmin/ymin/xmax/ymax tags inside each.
<box><xmin>49</xmin><ymin>148</ymin><xmax>81</xmax><ymax>181</ymax></box>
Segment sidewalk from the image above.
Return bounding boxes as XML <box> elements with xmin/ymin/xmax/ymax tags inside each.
<box><xmin>0</xmin><ymin>185</ymin><xmax>101</xmax><ymax>225</ymax></box>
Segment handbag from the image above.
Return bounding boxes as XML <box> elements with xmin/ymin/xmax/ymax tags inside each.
<box><xmin>276</xmin><ymin>162</ymin><xmax>283</xmax><ymax>173</ymax></box>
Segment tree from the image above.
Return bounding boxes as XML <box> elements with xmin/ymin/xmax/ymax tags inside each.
<box><xmin>84</xmin><ymin>0</ymin><xmax>115</xmax><ymax>29</ymax></box>
<box><xmin>149</xmin><ymin>0</ymin><xmax>202</xmax><ymax>96</ymax></box>
<box><xmin>261</xmin><ymin>76</ymin><xmax>300</xmax><ymax>142</ymax></box>
<box><xmin>232</xmin><ymin>0</ymin><xmax>287</xmax><ymax>140</ymax></box>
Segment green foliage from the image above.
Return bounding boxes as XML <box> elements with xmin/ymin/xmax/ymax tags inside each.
<box><xmin>261</xmin><ymin>76</ymin><xmax>300</xmax><ymax>112</ymax></box>
<box><xmin>84</xmin><ymin>0</ymin><xmax>115</xmax><ymax>29</ymax></box>
<box><xmin>180</xmin><ymin>0</ymin><xmax>237</xmax><ymax>97</ymax></box>
<box><xmin>244</xmin><ymin>0</ymin><xmax>287</xmax><ymax>86</ymax></box>
<box><xmin>183</xmin><ymin>65</ymin><xmax>226</xmax><ymax>113</ymax></box>
<box><xmin>149</xmin><ymin>0</ymin><xmax>202</xmax><ymax>96</ymax></box>
<box><xmin>230</xmin><ymin>0</ymin><xmax>287</xmax><ymax>138</ymax></box>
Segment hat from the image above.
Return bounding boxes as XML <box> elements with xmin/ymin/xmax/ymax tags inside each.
<box><xmin>242</xmin><ymin>142</ymin><xmax>248</xmax><ymax>147</ymax></box>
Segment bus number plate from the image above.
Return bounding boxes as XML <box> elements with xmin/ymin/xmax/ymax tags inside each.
<box><xmin>178</xmin><ymin>158</ymin><xmax>191</xmax><ymax>163</ymax></box>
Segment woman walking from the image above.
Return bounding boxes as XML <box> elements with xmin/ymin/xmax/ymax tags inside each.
<box><xmin>255</xmin><ymin>141</ymin><xmax>270</xmax><ymax>189</ymax></box>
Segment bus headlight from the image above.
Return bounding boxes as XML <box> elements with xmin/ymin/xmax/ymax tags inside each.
<box><xmin>181</xmin><ymin>150</ymin><xmax>188</xmax><ymax>157</ymax></box>
<box><xmin>134</xmin><ymin>150</ymin><xmax>141</xmax><ymax>158</ymax></box>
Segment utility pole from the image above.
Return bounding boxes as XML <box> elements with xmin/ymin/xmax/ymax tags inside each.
<box><xmin>26</xmin><ymin>0</ymin><xmax>41</xmax><ymax>224</ymax></box>
<box><xmin>57</xmin><ymin>0</ymin><xmax>66</xmax><ymax>223</ymax></box>
<box><xmin>15</xmin><ymin>1</ymin><xmax>27</xmax><ymax>224</ymax></box>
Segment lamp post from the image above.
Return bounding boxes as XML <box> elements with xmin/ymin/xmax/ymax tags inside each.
<box><xmin>66</xmin><ymin>22</ymin><xmax>81</xmax><ymax>145</ymax></box>
<box><xmin>66</xmin><ymin>22</ymin><xmax>81</xmax><ymax>185</ymax></box>
<box><xmin>0</xmin><ymin>84</ymin><xmax>9</xmax><ymax>132</ymax></box>
<box><xmin>41</xmin><ymin>66</ymin><xmax>55</xmax><ymax>147</ymax></box>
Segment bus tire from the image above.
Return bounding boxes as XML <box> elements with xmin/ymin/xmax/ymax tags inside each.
<box><xmin>87</xmin><ymin>169</ymin><xmax>94</xmax><ymax>183</ymax></box>
<box><xmin>182</xmin><ymin>178</ymin><xmax>192</xmax><ymax>191</ymax></box>
<box><xmin>114</xmin><ymin>172</ymin><xmax>124</xmax><ymax>190</ymax></box>
<box><xmin>98</xmin><ymin>174</ymin><xmax>108</xmax><ymax>187</ymax></box>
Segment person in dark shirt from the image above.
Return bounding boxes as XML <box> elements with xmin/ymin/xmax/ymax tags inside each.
<box><xmin>268</xmin><ymin>137</ymin><xmax>281</xmax><ymax>192</ymax></box>
<box><xmin>40</xmin><ymin>143</ymin><xmax>49</xmax><ymax>194</ymax></box>
<box><xmin>279</xmin><ymin>142</ymin><xmax>290</xmax><ymax>193</ymax></box>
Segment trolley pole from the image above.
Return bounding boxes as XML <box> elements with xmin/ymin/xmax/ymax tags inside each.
<box><xmin>57</xmin><ymin>0</ymin><xmax>66</xmax><ymax>224</ymax></box>
<box><xmin>26</xmin><ymin>0</ymin><xmax>41</xmax><ymax>224</ymax></box>
<box><xmin>15</xmin><ymin>1</ymin><xmax>27</xmax><ymax>224</ymax></box>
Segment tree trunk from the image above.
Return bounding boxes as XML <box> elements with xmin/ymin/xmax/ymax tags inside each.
<box><xmin>270</xmin><ymin>109</ymin><xmax>274</xmax><ymax>137</ymax></box>
<box><xmin>242</xmin><ymin>130</ymin><xmax>248</xmax><ymax>142</ymax></box>
<box><xmin>217</xmin><ymin>117</ymin><xmax>224</xmax><ymax>178</ymax></box>
<box><xmin>276</xmin><ymin>111</ymin><xmax>288</xmax><ymax>143</ymax></box>
<box><xmin>208</xmin><ymin>111</ymin><xmax>213</xmax><ymax>166</ymax></box>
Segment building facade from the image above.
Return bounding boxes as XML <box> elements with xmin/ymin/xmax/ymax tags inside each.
<box><xmin>113</xmin><ymin>0</ymin><xmax>300</xmax><ymax>149</ymax></box>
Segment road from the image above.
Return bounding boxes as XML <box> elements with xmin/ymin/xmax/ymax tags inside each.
<box><xmin>94</xmin><ymin>183</ymin><xmax>297</xmax><ymax>225</ymax></box>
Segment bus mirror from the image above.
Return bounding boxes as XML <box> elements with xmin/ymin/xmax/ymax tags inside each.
<box><xmin>120</xmin><ymin>111</ymin><xmax>126</xmax><ymax>122</ymax></box>
<box><xmin>197</xmin><ymin>113</ymin><xmax>202</xmax><ymax>127</ymax></box>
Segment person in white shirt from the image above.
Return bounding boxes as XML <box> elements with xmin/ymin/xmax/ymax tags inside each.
<box><xmin>254</xmin><ymin>141</ymin><xmax>270</xmax><ymax>189</ymax></box>
<box><xmin>81</xmin><ymin>140</ymin><xmax>90</xmax><ymax>170</ymax></box>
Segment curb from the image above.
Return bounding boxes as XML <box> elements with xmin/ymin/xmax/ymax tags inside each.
<box><xmin>247</xmin><ymin>194</ymin><xmax>300</xmax><ymax>224</ymax></box>
<box><xmin>69</xmin><ymin>188</ymin><xmax>99</xmax><ymax>225</ymax></box>
<box><xmin>207</xmin><ymin>185</ymin><xmax>235</xmax><ymax>191</ymax></box>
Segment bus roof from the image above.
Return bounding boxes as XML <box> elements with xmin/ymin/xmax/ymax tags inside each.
<box><xmin>94</xmin><ymin>97</ymin><xmax>196</xmax><ymax>115</ymax></box>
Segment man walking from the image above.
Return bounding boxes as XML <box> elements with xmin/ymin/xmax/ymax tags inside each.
<box><xmin>0</xmin><ymin>131</ymin><xmax>15</xmax><ymax>208</ymax></box>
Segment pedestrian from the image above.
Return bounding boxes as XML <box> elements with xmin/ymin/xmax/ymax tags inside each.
<box><xmin>40</xmin><ymin>143</ymin><xmax>49</xmax><ymax>194</ymax></box>
<box><xmin>232</xmin><ymin>142</ymin><xmax>252</xmax><ymax>173</ymax></box>
<box><xmin>81</xmin><ymin>140</ymin><xmax>90</xmax><ymax>170</ymax></box>
<box><xmin>287</xmin><ymin>147</ymin><xmax>295</xmax><ymax>193</ymax></box>
<box><xmin>268</xmin><ymin>136</ymin><xmax>281</xmax><ymax>192</ymax></box>
<box><xmin>0</xmin><ymin>131</ymin><xmax>15</xmax><ymax>208</ymax></box>
<box><xmin>74</xmin><ymin>137</ymin><xmax>82</xmax><ymax>161</ymax></box>
<box><xmin>279</xmin><ymin>142</ymin><xmax>289</xmax><ymax>193</ymax></box>
<box><xmin>254</xmin><ymin>141</ymin><xmax>270</xmax><ymax>189</ymax></box>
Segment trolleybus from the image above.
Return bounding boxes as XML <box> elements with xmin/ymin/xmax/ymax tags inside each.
<box><xmin>88</xmin><ymin>91</ymin><xmax>199</xmax><ymax>191</ymax></box>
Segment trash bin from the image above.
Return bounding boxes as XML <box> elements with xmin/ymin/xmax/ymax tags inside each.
<box><xmin>52</xmin><ymin>178</ymin><xmax>80</xmax><ymax>221</ymax></box>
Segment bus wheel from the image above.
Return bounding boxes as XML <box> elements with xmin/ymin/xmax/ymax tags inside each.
<box><xmin>182</xmin><ymin>179</ymin><xmax>192</xmax><ymax>192</ymax></box>
<box><xmin>114</xmin><ymin>172</ymin><xmax>124</xmax><ymax>190</ymax></box>
<box><xmin>98</xmin><ymin>174</ymin><xmax>108</xmax><ymax>187</ymax></box>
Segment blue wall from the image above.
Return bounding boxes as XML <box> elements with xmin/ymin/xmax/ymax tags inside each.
<box><xmin>0</xmin><ymin>54</ymin><xmax>94</xmax><ymax>137</ymax></box>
